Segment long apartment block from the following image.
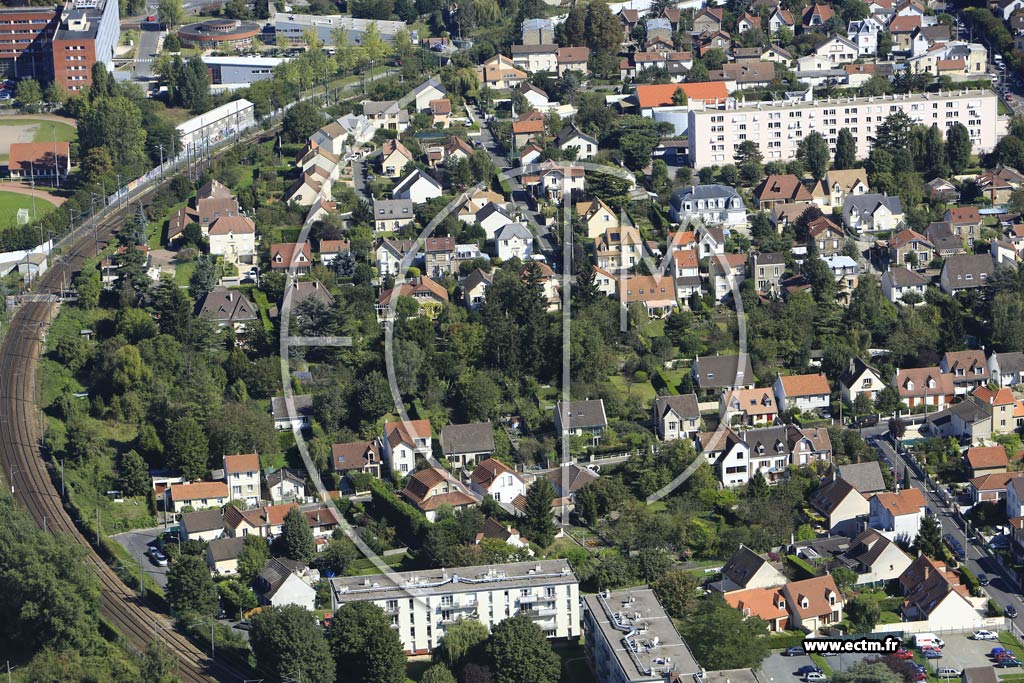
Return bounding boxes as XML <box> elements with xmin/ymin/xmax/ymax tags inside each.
<box><xmin>687</xmin><ymin>90</ymin><xmax>1001</xmax><ymax>169</ymax></box>
<box><xmin>329</xmin><ymin>559</ymin><xmax>581</xmax><ymax>655</ymax></box>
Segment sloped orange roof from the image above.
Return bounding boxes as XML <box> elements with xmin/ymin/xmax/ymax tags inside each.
<box><xmin>673</xmin><ymin>249</ymin><xmax>699</xmax><ymax>270</ymax></box>
<box><xmin>634</xmin><ymin>81</ymin><xmax>729</xmax><ymax>108</ymax></box>
<box><xmin>724</xmin><ymin>587</ymin><xmax>788</xmax><ymax>621</ymax></box>
<box><xmin>170</xmin><ymin>481</ymin><xmax>229</xmax><ymax>502</ymax></box>
<box><xmin>779</xmin><ymin>373</ymin><xmax>830</xmax><ymax>397</ymax></box>
<box><xmin>384</xmin><ymin>419</ymin><xmax>432</xmax><ymax>448</ymax></box>
<box><xmin>973</xmin><ymin>385</ymin><xmax>1015</xmax><ymax>406</ymax></box>
<box><xmin>224</xmin><ymin>453</ymin><xmax>260</xmax><ymax>474</ymax></box>
<box><xmin>873</xmin><ymin>488</ymin><xmax>926</xmax><ymax>516</ymax></box>
<box><xmin>966</xmin><ymin>446</ymin><xmax>1009</xmax><ymax>470</ymax></box>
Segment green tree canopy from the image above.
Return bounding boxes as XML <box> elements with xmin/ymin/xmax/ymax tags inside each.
<box><xmin>250</xmin><ymin>605</ymin><xmax>335</xmax><ymax>683</ymax></box>
<box><xmin>166</xmin><ymin>555</ymin><xmax>218</xmax><ymax>617</ymax></box>
<box><xmin>681</xmin><ymin>595</ymin><xmax>771</xmax><ymax>670</ymax></box>
<box><xmin>486</xmin><ymin>613</ymin><xmax>561</xmax><ymax>683</ymax></box>
<box><xmin>280</xmin><ymin>507</ymin><xmax>316</xmax><ymax>563</ymax></box>
<box><xmin>327</xmin><ymin>602</ymin><xmax>406</xmax><ymax>683</ymax></box>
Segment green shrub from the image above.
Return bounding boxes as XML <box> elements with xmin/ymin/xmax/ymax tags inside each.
<box><xmin>786</xmin><ymin>554</ymin><xmax>817</xmax><ymax>580</ymax></box>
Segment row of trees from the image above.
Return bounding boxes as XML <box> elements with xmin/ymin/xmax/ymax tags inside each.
<box><xmin>248</xmin><ymin>606</ymin><xmax>562</xmax><ymax>683</ymax></box>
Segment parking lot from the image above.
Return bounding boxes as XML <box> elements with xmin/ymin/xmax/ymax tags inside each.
<box><xmin>761</xmin><ymin>633</ymin><xmax>1009</xmax><ymax>681</ymax></box>
<box><xmin>111</xmin><ymin>525</ymin><xmax>171</xmax><ymax>588</ymax></box>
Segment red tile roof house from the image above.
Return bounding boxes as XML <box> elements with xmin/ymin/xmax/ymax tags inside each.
<box><xmin>7</xmin><ymin>141</ymin><xmax>70</xmax><ymax>181</ymax></box>
<box><xmin>724</xmin><ymin>587</ymin><xmax>790</xmax><ymax>631</ymax></box>
<box><xmin>270</xmin><ymin>242</ymin><xmax>312</xmax><ymax>274</ymax></box>
<box><xmin>168</xmin><ymin>481</ymin><xmax>229</xmax><ymax>513</ymax></box>
<box><xmin>402</xmin><ymin>467</ymin><xmax>478</xmax><ymax>521</ymax></box>
<box><xmin>868</xmin><ymin>488</ymin><xmax>926</xmax><ymax>542</ymax></box>
<box><xmin>965</xmin><ymin>445</ymin><xmax>1009</xmax><ymax>478</ymax></box>
<box><xmin>968</xmin><ymin>471</ymin><xmax>1024</xmax><ymax>505</ymax></box>
<box><xmin>780</xmin><ymin>575</ymin><xmax>843</xmax><ymax>633</ymax></box>
<box><xmin>382</xmin><ymin>419</ymin><xmax>432</xmax><ymax>478</ymax></box>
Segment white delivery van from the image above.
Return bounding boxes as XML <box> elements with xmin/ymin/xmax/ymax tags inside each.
<box><xmin>913</xmin><ymin>633</ymin><xmax>945</xmax><ymax>649</ymax></box>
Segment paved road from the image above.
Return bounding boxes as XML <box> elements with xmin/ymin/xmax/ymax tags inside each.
<box><xmin>877</xmin><ymin>436</ymin><xmax>1023</xmax><ymax>629</ymax></box>
<box><xmin>472</xmin><ymin>102</ymin><xmax>561</xmax><ymax>267</ymax></box>
<box><xmin>133</xmin><ymin>25</ymin><xmax>163</xmax><ymax>80</ymax></box>
<box><xmin>352</xmin><ymin>159</ymin><xmax>370</xmax><ymax>201</ymax></box>
<box><xmin>112</xmin><ymin>525</ymin><xmax>170</xmax><ymax>588</ymax></box>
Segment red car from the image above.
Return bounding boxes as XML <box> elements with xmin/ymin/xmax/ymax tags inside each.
<box><xmin>895</xmin><ymin>649</ymin><xmax>914</xmax><ymax>660</ymax></box>
<box><xmin>998</xmin><ymin>652</ymin><xmax>1018</xmax><ymax>661</ymax></box>
<box><xmin>913</xmin><ymin>672</ymin><xmax>927</xmax><ymax>681</ymax></box>
<box><xmin>145</xmin><ymin>15</ymin><xmax>156</xmax><ymax>21</ymax></box>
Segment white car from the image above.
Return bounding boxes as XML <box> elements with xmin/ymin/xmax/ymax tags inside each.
<box><xmin>972</xmin><ymin>630</ymin><xmax>998</xmax><ymax>640</ymax></box>
<box><xmin>805</xmin><ymin>673</ymin><xmax>828</xmax><ymax>683</ymax></box>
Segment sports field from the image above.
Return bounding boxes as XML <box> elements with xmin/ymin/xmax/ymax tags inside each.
<box><xmin>0</xmin><ymin>118</ymin><xmax>77</xmax><ymax>162</ymax></box>
<box><xmin>0</xmin><ymin>190</ymin><xmax>55</xmax><ymax>229</ymax></box>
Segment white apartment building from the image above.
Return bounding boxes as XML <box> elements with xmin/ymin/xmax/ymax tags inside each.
<box><xmin>687</xmin><ymin>90</ymin><xmax>1000</xmax><ymax>169</ymax></box>
<box><xmin>330</xmin><ymin>560</ymin><xmax>580</xmax><ymax>655</ymax></box>
<box><xmin>583</xmin><ymin>588</ymin><xmax>701</xmax><ymax>683</ymax></box>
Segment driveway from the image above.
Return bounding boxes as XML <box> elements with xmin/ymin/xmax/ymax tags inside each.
<box><xmin>931</xmin><ymin>633</ymin><xmax>1004</xmax><ymax>672</ymax></box>
<box><xmin>112</xmin><ymin>525</ymin><xmax>170</xmax><ymax>588</ymax></box>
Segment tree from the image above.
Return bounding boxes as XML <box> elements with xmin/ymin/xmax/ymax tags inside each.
<box><xmin>681</xmin><ymin>595</ymin><xmax>770</xmax><ymax>670</ymax></box>
<box><xmin>283</xmin><ymin>99</ymin><xmax>325</xmax><ymax>143</ymax></box>
<box><xmin>486</xmin><ymin>614</ymin><xmax>561</xmax><ymax>683</ymax></box>
<box><xmin>78</xmin><ymin>96</ymin><xmax>148</xmax><ymax>172</ymax></box>
<box><xmin>831</xmin><ymin>566</ymin><xmax>858</xmax><ymax>593</ymax></box>
<box><xmin>423</xmin><ymin>664</ymin><xmax>458</xmax><ymax>683</ymax></box>
<box><xmin>798</xmin><ymin>131</ymin><xmax>830</xmax><ymax>180</ymax></box>
<box><xmin>521</xmin><ymin>477</ymin><xmax>557</xmax><ymax>549</ymax></box>
<box><xmin>559</xmin><ymin>1</ymin><xmax>586</xmax><ymax>46</ymax></box>
<box><xmin>251</xmin><ymin>605</ymin><xmax>335</xmax><ymax>683</ymax></box>
<box><xmin>188</xmin><ymin>254</ymin><xmax>217</xmax><ymax>301</ymax></box>
<box><xmin>237</xmin><ymin>535</ymin><xmax>270</xmax><ymax>584</ymax></box>
<box><xmin>835</xmin><ymin>128</ymin><xmax>857</xmax><ymax>169</ymax></box>
<box><xmin>946</xmin><ymin>122</ymin><xmax>971</xmax><ymax>175</ymax></box>
<box><xmin>651</xmin><ymin>569</ymin><xmax>700</xmax><ymax>618</ymax></box>
<box><xmin>165</xmin><ymin>417</ymin><xmax>209</xmax><ymax>481</ymax></box>
<box><xmin>16</xmin><ymin>78</ymin><xmax>42</xmax><ymax>113</ymax></box>
<box><xmin>844</xmin><ymin>595</ymin><xmax>880</xmax><ymax>634</ymax></box>
<box><xmin>915</xmin><ymin>515</ymin><xmax>944</xmax><ymax>558</ymax></box>
<box><xmin>281</xmin><ymin>507</ymin><xmax>316</xmax><ymax>563</ymax></box>
<box><xmin>327</xmin><ymin>602</ymin><xmax>406</xmax><ymax>683</ymax></box>
<box><xmin>585</xmin><ymin>1</ymin><xmax>623</xmax><ymax>60</ymax></box>
<box><xmin>166</xmin><ymin>555</ymin><xmax>218</xmax><ymax>616</ymax></box>
<box><xmin>888</xmin><ymin>416</ymin><xmax>906</xmax><ymax>442</ymax></box>
<box><xmin>435</xmin><ymin>618</ymin><xmax>490</xmax><ymax>670</ymax></box>
<box><xmin>178</xmin><ymin>56</ymin><xmax>212</xmax><ymax>114</ymax></box>
<box><xmin>672</xmin><ymin>87</ymin><xmax>688</xmax><ymax>106</ymax></box>
<box><xmin>872</xmin><ymin>110</ymin><xmax>914</xmax><ymax>152</ymax></box>
<box><xmin>157</xmin><ymin>0</ymin><xmax>185</xmax><ymax>28</ymax></box>
<box><xmin>119</xmin><ymin>449</ymin><xmax>150</xmax><ymax>496</ymax></box>
<box><xmin>141</xmin><ymin>640</ymin><xmax>179</xmax><ymax>683</ymax></box>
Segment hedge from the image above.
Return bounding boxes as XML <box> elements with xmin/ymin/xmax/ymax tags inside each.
<box><xmin>786</xmin><ymin>554</ymin><xmax>817</xmax><ymax>580</ymax></box>
<box><xmin>366</xmin><ymin>477</ymin><xmax>429</xmax><ymax>547</ymax></box>
<box><xmin>988</xmin><ymin>598</ymin><xmax>1005</xmax><ymax>617</ymax></box>
<box><xmin>959</xmin><ymin>565</ymin><xmax>981</xmax><ymax>596</ymax></box>
<box><xmin>652</xmin><ymin>369</ymin><xmax>679</xmax><ymax>395</ymax></box>
<box><xmin>764</xmin><ymin>631</ymin><xmax>807</xmax><ymax>650</ymax></box>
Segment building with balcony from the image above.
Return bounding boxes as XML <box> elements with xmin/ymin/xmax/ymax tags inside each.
<box><xmin>687</xmin><ymin>90</ymin><xmax>999</xmax><ymax>170</ymax></box>
<box><xmin>330</xmin><ymin>560</ymin><xmax>580</xmax><ymax>655</ymax></box>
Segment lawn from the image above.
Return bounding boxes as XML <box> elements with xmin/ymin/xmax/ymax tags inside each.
<box><xmin>999</xmin><ymin>632</ymin><xmax>1024</xmax><ymax>661</ymax></box>
<box><xmin>608</xmin><ymin>373</ymin><xmax>657</xmax><ymax>403</ymax></box>
<box><xmin>174</xmin><ymin>259</ymin><xmax>195</xmax><ymax>286</ymax></box>
<box><xmin>0</xmin><ymin>190</ymin><xmax>55</xmax><ymax>230</ymax></box>
<box><xmin>557</xmin><ymin>640</ymin><xmax>596</xmax><ymax>683</ymax></box>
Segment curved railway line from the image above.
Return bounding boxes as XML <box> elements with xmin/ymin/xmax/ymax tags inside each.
<box><xmin>0</xmin><ymin>130</ymin><xmax>281</xmax><ymax>681</ymax></box>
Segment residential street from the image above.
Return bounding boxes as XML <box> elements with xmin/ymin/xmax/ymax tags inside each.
<box><xmin>112</xmin><ymin>525</ymin><xmax>170</xmax><ymax>589</ymax></box>
<box><xmin>874</xmin><ymin>436</ymin><xmax>1023</xmax><ymax>631</ymax></box>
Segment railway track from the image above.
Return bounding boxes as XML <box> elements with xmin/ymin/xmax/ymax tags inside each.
<box><xmin>0</xmin><ymin>130</ymin><xmax>281</xmax><ymax>680</ymax></box>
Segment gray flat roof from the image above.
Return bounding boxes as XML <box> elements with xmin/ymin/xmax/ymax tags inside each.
<box><xmin>331</xmin><ymin>559</ymin><xmax>576</xmax><ymax>603</ymax></box>
<box><xmin>583</xmin><ymin>588</ymin><xmax>700</xmax><ymax>682</ymax></box>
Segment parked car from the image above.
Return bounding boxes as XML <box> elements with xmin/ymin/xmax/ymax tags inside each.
<box><xmin>991</xmin><ymin>647</ymin><xmax>1009</xmax><ymax>658</ymax></box>
<box><xmin>912</xmin><ymin>673</ymin><xmax>926</xmax><ymax>682</ymax></box>
<box><xmin>1007</xmin><ymin>605</ymin><xmax>1018</xmax><ymax>618</ymax></box>
<box><xmin>783</xmin><ymin>647</ymin><xmax>805</xmax><ymax>656</ymax></box>
<box><xmin>924</xmin><ymin>650</ymin><xmax>943</xmax><ymax>659</ymax></box>
<box><xmin>0</xmin><ymin>92</ymin><xmax>13</xmax><ymax>101</ymax></box>
<box><xmin>979</xmin><ymin>574</ymin><xmax>991</xmax><ymax>586</ymax></box>
<box><xmin>936</xmin><ymin>668</ymin><xmax>961</xmax><ymax>678</ymax></box>
<box><xmin>997</xmin><ymin>652</ymin><xmax>1017</xmax><ymax>661</ymax></box>
<box><xmin>973</xmin><ymin>630</ymin><xmax>998</xmax><ymax>640</ymax></box>
<box><xmin>805</xmin><ymin>673</ymin><xmax>827</xmax><ymax>683</ymax></box>
<box><xmin>996</xmin><ymin>659</ymin><xmax>1023</xmax><ymax>669</ymax></box>
<box><xmin>894</xmin><ymin>649</ymin><xmax>914</xmax><ymax>660</ymax></box>
<box><xmin>797</xmin><ymin>666</ymin><xmax>822</xmax><ymax>676</ymax></box>
<box><xmin>147</xmin><ymin>547</ymin><xmax>168</xmax><ymax>567</ymax></box>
